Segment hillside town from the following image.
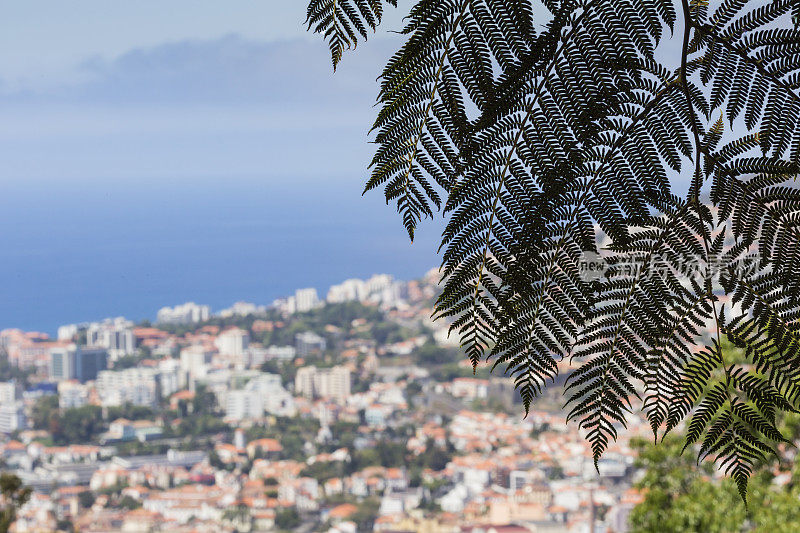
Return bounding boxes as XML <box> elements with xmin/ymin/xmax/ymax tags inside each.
<box><xmin>0</xmin><ymin>270</ymin><xmax>654</xmax><ymax>532</ymax></box>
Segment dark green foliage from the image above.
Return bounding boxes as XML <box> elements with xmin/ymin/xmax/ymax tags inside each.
<box><xmin>413</xmin><ymin>438</ymin><xmax>453</xmax><ymax>471</ymax></box>
<box><xmin>630</xmin><ymin>429</ymin><xmax>800</xmax><ymax>532</ymax></box>
<box><xmin>168</xmin><ymin>415</ymin><xmax>230</xmax><ymax>439</ymax></box>
<box><xmin>629</xmin><ymin>434</ymin><xmax>747</xmax><ymax>532</ymax></box>
<box><xmin>309</xmin><ymin>0</ymin><xmax>800</xmax><ymax>500</ymax></box>
<box><xmin>116</xmin><ymin>495</ymin><xmax>141</xmax><ymax>511</ymax></box>
<box><xmin>208</xmin><ymin>450</ymin><xmax>229</xmax><ymax>471</ymax></box>
<box><xmin>350</xmin><ymin>498</ymin><xmax>380</xmax><ymax>533</ymax></box>
<box><xmin>190</xmin><ymin>384</ymin><xmax>219</xmax><ymax>415</ymax></box>
<box><xmin>59</xmin><ymin>406</ymin><xmax>104</xmax><ymax>445</ymax></box>
<box><xmin>263</xmin><ymin>301</ymin><xmax>388</xmax><ymax>346</ymax></box>
<box><xmin>415</xmin><ymin>340</ymin><xmax>460</xmax><ymax>365</ymax></box>
<box><xmin>275</xmin><ymin>507</ymin><xmax>301</xmax><ymax>530</ymax></box>
<box><xmin>112</xmin><ymin>352</ymin><xmax>149</xmax><ymax>371</ymax></box>
<box><xmin>0</xmin><ymin>473</ymin><xmax>31</xmax><ymax>533</ymax></box>
<box><xmin>31</xmin><ymin>395</ymin><xmax>58</xmax><ymax>431</ymax></box>
<box><xmin>349</xmin><ymin>440</ymin><xmax>406</xmax><ymax>470</ymax></box>
<box><xmin>244</xmin><ymin>417</ymin><xmax>320</xmax><ymax>462</ymax></box>
<box><xmin>55</xmin><ymin>520</ymin><xmax>73</xmax><ymax>532</ymax></box>
<box><xmin>0</xmin><ymin>352</ymin><xmax>33</xmax><ymax>389</ymax></box>
<box><xmin>31</xmin><ymin>400</ymin><xmax>106</xmax><ymax>446</ymax></box>
<box><xmin>297</xmin><ymin>301</ymin><xmax>384</xmax><ymax>331</ymax></box>
<box><xmin>77</xmin><ymin>491</ymin><xmax>96</xmax><ymax>509</ymax></box>
<box><xmin>106</xmin><ymin>404</ymin><xmax>156</xmax><ymax>421</ymax></box>
<box><xmin>301</xmin><ymin>460</ymin><xmax>346</xmax><ymax>483</ymax></box>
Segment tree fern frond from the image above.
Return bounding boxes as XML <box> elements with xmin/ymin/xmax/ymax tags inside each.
<box><xmin>307</xmin><ymin>0</ymin><xmax>399</xmax><ymax>69</ymax></box>
<box><xmin>691</xmin><ymin>0</ymin><xmax>800</xmax><ymax>162</ymax></box>
<box><xmin>309</xmin><ymin>0</ymin><xmax>800</xmax><ymax>500</ymax></box>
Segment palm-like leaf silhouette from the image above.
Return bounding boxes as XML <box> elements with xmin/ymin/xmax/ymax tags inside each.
<box><xmin>308</xmin><ymin>0</ymin><xmax>800</xmax><ymax>501</ymax></box>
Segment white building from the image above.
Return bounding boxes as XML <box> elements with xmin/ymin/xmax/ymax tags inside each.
<box><xmin>295</xmin><ymin>367</ymin><xmax>316</xmax><ymax>399</ymax></box>
<box><xmin>365</xmin><ymin>274</ymin><xmax>394</xmax><ymax>295</ymax></box>
<box><xmin>217</xmin><ymin>301</ymin><xmax>264</xmax><ymax>318</ymax></box>
<box><xmin>294</xmin><ymin>288</ymin><xmax>320</xmax><ymax>313</ymax></box>
<box><xmin>86</xmin><ymin>318</ymin><xmax>135</xmax><ymax>360</ymax></box>
<box><xmin>225</xmin><ymin>373</ymin><xmax>295</xmax><ymax>420</ymax></box>
<box><xmin>433</xmin><ymin>327</ymin><xmax>461</xmax><ymax>347</ymax></box>
<box><xmin>248</xmin><ymin>374</ymin><xmax>295</xmax><ymax>416</ymax></box>
<box><xmin>380</xmin><ymin>489</ymin><xmax>422</xmax><ymax>516</ymax></box>
<box><xmin>225</xmin><ymin>390</ymin><xmax>264</xmax><ymax>421</ymax></box>
<box><xmin>265</xmin><ymin>345</ymin><xmax>296</xmax><ymax>362</ymax></box>
<box><xmin>327</xmin><ymin>279</ymin><xmax>367</xmax><ymax>304</ymax></box>
<box><xmin>215</xmin><ymin>328</ymin><xmax>250</xmax><ymax>358</ymax></box>
<box><xmin>245</xmin><ymin>372</ymin><xmax>282</xmax><ymax>391</ymax></box>
<box><xmin>294</xmin><ymin>366</ymin><xmax>351</xmax><ymax>402</ymax></box>
<box><xmin>326</xmin><ymin>274</ymin><xmax>404</xmax><ymax>307</ymax></box>
<box><xmin>0</xmin><ymin>402</ymin><xmax>26</xmax><ymax>433</ymax></box>
<box><xmin>295</xmin><ymin>332</ymin><xmax>327</xmax><ymax>358</ymax></box>
<box><xmin>247</xmin><ymin>345</ymin><xmax>269</xmax><ymax>368</ymax></box>
<box><xmin>58</xmin><ymin>380</ymin><xmax>91</xmax><ymax>409</ymax></box>
<box><xmin>156</xmin><ymin>302</ymin><xmax>210</xmax><ymax>325</ymax></box>
<box><xmin>273</xmin><ymin>297</ymin><xmax>296</xmax><ymax>315</ymax></box>
<box><xmin>96</xmin><ymin>368</ymin><xmax>159</xmax><ymax>407</ymax></box>
<box><xmin>157</xmin><ymin>358</ymin><xmax>183</xmax><ymax>398</ymax></box>
<box><xmin>179</xmin><ymin>345</ymin><xmax>214</xmax><ymax>380</ymax></box>
<box><xmin>451</xmin><ymin>378</ymin><xmax>489</xmax><ymax>400</ymax></box>
<box><xmin>57</xmin><ymin>324</ymin><xmax>81</xmax><ymax>341</ymax></box>
<box><xmin>0</xmin><ymin>381</ymin><xmax>20</xmax><ymax>404</ymax></box>
<box><xmin>439</xmin><ymin>485</ymin><xmax>469</xmax><ymax>513</ymax></box>
<box><xmin>367</xmin><ymin>275</ymin><xmax>404</xmax><ymax>307</ymax></box>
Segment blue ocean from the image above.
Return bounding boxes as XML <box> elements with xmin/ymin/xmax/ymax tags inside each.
<box><xmin>0</xmin><ymin>176</ymin><xmax>444</xmax><ymax>334</ymax></box>
<box><xmin>0</xmin><ymin>35</ymin><xmax>443</xmax><ymax>335</ymax></box>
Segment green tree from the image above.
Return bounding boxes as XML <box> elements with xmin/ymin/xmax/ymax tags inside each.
<box><xmin>630</xmin><ymin>435</ymin><xmax>800</xmax><ymax>532</ymax></box>
<box><xmin>275</xmin><ymin>507</ymin><xmax>301</xmax><ymax>530</ymax></box>
<box><xmin>33</xmin><ymin>399</ymin><xmax>106</xmax><ymax>445</ymax></box>
<box><xmin>106</xmin><ymin>404</ymin><xmax>155</xmax><ymax>422</ymax></box>
<box><xmin>169</xmin><ymin>414</ymin><xmax>229</xmax><ymax>439</ymax></box>
<box><xmin>350</xmin><ymin>498</ymin><xmax>380</xmax><ymax>533</ymax></box>
<box><xmin>404</xmin><ymin>381</ymin><xmax>423</xmax><ymax>403</ymax></box>
<box><xmin>58</xmin><ymin>406</ymin><xmax>104</xmax><ymax>445</ymax></box>
<box><xmin>116</xmin><ymin>495</ymin><xmax>141</xmax><ymax>510</ymax></box>
<box><xmin>301</xmin><ymin>461</ymin><xmax>345</xmax><ymax>483</ymax></box>
<box><xmin>415</xmin><ymin>342</ymin><xmax>459</xmax><ymax>365</ymax></box>
<box><xmin>78</xmin><ymin>491</ymin><xmax>96</xmax><ymax>509</ymax></box>
<box><xmin>31</xmin><ymin>395</ymin><xmax>58</xmax><ymax>431</ymax></box>
<box><xmin>0</xmin><ymin>353</ymin><xmax>33</xmax><ymax>388</ymax></box>
<box><xmin>208</xmin><ymin>450</ymin><xmax>227</xmax><ymax>471</ymax></box>
<box><xmin>112</xmin><ymin>353</ymin><xmax>147</xmax><ymax>371</ymax></box>
<box><xmin>307</xmin><ymin>0</ymin><xmax>800</xmax><ymax>499</ymax></box>
<box><xmin>412</xmin><ymin>439</ymin><xmax>453</xmax><ymax>472</ymax></box>
<box><xmin>0</xmin><ymin>473</ymin><xmax>31</xmax><ymax>533</ymax></box>
<box><xmin>222</xmin><ymin>504</ymin><xmax>251</xmax><ymax>527</ymax></box>
<box><xmin>629</xmin><ymin>435</ymin><xmax>745</xmax><ymax>533</ymax></box>
<box><xmin>191</xmin><ymin>384</ymin><xmax>218</xmax><ymax>415</ymax></box>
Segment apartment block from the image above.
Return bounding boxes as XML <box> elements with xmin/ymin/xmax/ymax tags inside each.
<box><xmin>295</xmin><ymin>366</ymin><xmax>351</xmax><ymax>402</ymax></box>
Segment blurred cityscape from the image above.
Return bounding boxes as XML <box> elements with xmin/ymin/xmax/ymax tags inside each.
<box><xmin>0</xmin><ymin>269</ymin><xmax>654</xmax><ymax>532</ymax></box>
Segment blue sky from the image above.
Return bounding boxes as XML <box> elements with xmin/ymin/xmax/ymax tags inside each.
<box><xmin>0</xmin><ymin>1</ymin><xmax>770</xmax><ymax>187</ymax></box>
<box><xmin>0</xmin><ymin>2</ymin><xmax>407</xmax><ymax>85</ymax></box>
<box><xmin>0</xmin><ymin>2</ymin><xmax>411</xmax><ymax>184</ymax></box>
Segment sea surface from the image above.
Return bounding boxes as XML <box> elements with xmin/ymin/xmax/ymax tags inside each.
<box><xmin>0</xmin><ymin>176</ymin><xmax>444</xmax><ymax>334</ymax></box>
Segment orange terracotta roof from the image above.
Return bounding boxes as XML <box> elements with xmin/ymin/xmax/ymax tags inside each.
<box><xmin>329</xmin><ymin>503</ymin><xmax>358</xmax><ymax>519</ymax></box>
<box><xmin>247</xmin><ymin>439</ymin><xmax>283</xmax><ymax>453</ymax></box>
